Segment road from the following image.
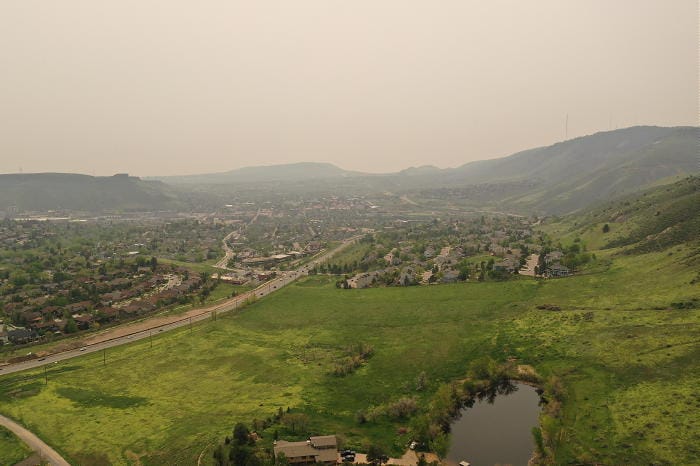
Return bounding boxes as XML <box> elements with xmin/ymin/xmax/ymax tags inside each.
<box><xmin>0</xmin><ymin>414</ymin><xmax>70</xmax><ymax>466</ymax></box>
<box><xmin>0</xmin><ymin>235</ymin><xmax>362</xmax><ymax>377</ymax></box>
<box><xmin>214</xmin><ymin>208</ymin><xmax>261</xmax><ymax>270</ymax></box>
<box><xmin>213</xmin><ymin>229</ymin><xmax>239</xmax><ymax>270</ymax></box>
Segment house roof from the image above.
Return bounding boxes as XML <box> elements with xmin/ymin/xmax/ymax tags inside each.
<box><xmin>274</xmin><ymin>437</ymin><xmax>337</xmax><ymax>463</ymax></box>
<box><xmin>310</xmin><ymin>435</ymin><xmax>337</xmax><ymax>448</ymax></box>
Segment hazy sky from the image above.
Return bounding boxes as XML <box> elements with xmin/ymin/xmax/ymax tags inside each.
<box><xmin>0</xmin><ymin>1</ymin><xmax>697</xmax><ymax>176</ymax></box>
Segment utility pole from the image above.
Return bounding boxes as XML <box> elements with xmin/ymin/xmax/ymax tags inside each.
<box><xmin>44</xmin><ymin>365</ymin><xmax>48</xmax><ymax>385</ymax></box>
<box><xmin>189</xmin><ymin>317</ymin><xmax>192</xmax><ymax>334</ymax></box>
<box><xmin>103</xmin><ymin>348</ymin><xmax>106</xmax><ymax>366</ymax></box>
<box><xmin>150</xmin><ymin>331</ymin><xmax>153</xmax><ymax>348</ymax></box>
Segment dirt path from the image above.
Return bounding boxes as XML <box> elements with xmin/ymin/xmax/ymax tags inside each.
<box><xmin>519</xmin><ymin>253</ymin><xmax>540</xmax><ymax>276</ymax></box>
<box><xmin>0</xmin><ymin>414</ymin><xmax>70</xmax><ymax>466</ymax></box>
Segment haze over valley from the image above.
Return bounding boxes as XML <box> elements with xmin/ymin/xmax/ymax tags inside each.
<box><xmin>0</xmin><ymin>1</ymin><xmax>698</xmax><ymax>465</ymax></box>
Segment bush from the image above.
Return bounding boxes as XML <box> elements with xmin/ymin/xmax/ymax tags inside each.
<box><xmin>385</xmin><ymin>397</ymin><xmax>418</xmax><ymax>419</ymax></box>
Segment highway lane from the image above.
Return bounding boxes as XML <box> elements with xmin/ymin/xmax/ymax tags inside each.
<box><xmin>0</xmin><ymin>235</ymin><xmax>361</xmax><ymax>377</ymax></box>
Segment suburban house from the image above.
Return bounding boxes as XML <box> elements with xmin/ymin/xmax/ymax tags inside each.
<box><xmin>494</xmin><ymin>257</ymin><xmax>519</xmax><ymax>273</ymax></box>
<box><xmin>548</xmin><ymin>263</ymin><xmax>571</xmax><ymax>277</ymax></box>
<box><xmin>347</xmin><ymin>272</ymin><xmax>378</xmax><ymax>289</ymax></box>
<box><xmin>273</xmin><ymin>435</ymin><xmax>338</xmax><ymax>465</ymax></box>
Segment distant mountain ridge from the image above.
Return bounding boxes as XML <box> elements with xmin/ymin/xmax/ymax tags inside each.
<box><xmin>2</xmin><ymin>125</ymin><xmax>697</xmax><ymax>214</ymax></box>
<box><xmin>152</xmin><ymin>162</ymin><xmax>364</xmax><ymax>185</ymax></box>
<box><xmin>0</xmin><ymin>173</ymin><xmax>184</xmax><ymax>212</ymax></box>
<box><xmin>154</xmin><ymin>126</ymin><xmax>697</xmax><ymax>215</ymax></box>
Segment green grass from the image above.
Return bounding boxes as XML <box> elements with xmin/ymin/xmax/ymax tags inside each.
<box><xmin>324</xmin><ymin>241</ymin><xmax>374</xmax><ymax>269</ymax></box>
<box><xmin>0</xmin><ymin>425</ymin><xmax>32</xmax><ymax>465</ymax></box>
<box><xmin>0</xmin><ymin>248</ymin><xmax>698</xmax><ymax>465</ymax></box>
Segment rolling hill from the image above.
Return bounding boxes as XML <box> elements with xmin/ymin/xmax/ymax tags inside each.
<box><xmin>0</xmin><ymin>173</ymin><xmax>185</xmax><ymax>213</ymax></box>
<box><xmin>2</xmin><ymin>126</ymin><xmax>696</xmax><ymax>214</ymax></box>
<box><xmin>155</xmin><ymin>126</ymin><xmax>698</xmax><ymax>215</ymax></box>
<box><xmin>152</xmin><ymin>162</ymin><xmax>363</xmax><ymax>185</ymax></box>
<box><xmin>547</xmin><ymin>175</ymin><xmax>700</xmax><ymax>256</ymax></box>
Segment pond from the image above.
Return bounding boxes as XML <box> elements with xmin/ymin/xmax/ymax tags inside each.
<box><xmin>446</xmin><ymin>382</ymin><xmax>541</xmax><ymax>466</ymax></box>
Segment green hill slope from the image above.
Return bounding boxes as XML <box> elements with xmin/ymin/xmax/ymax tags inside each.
<box><xmin>544</xmin><ymin>176</ymin><xmax>700</xmax><ymax>255</ymax></box>
<box><xmin>451</xmin><ymin>126</ymin><xmax>698</xmax><ymax>214</ymax></box>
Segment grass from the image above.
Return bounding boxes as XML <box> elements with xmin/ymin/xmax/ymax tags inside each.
<box><xmin>0</xmin><ymin>248</ymin><xmax>698</xmax><ymax>465</ymax></box>
<box><xmin>324</xmin><ymin>241</ymin><xmax>374</xmax><ymax>269</ymax></box>
<box><xmin>0</xmin><ymin>425</ymin><xmax>32</xmax><ymax>465</ymax></box>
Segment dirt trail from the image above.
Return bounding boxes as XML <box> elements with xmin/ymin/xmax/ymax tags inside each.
<box><xmin>0</xmin><ymin>414</ymin><xmax>70</xmax><ymax>466</ymax></box>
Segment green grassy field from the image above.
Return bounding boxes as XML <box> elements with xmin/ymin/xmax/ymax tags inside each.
<box><xmin>0</xmin><ymin>247</ymin><xmax>698</xmax><ymax>465</ymax></box>
<box><xmin>0</xmin><ymin>425</ymin><xmax>32</xmax><ymax>465</ymax></box>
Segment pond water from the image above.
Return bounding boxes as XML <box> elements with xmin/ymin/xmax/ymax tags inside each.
<box><xmin>446</xmin><ymin>382</ymin><xmax>541</xmax><ymax>466</ymax></box>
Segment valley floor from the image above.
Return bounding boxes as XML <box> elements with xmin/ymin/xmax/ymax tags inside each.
<box><xmin>0</xmin><ymin>247</ymin><xmax>698</xmax><ymax>465</ymax></box>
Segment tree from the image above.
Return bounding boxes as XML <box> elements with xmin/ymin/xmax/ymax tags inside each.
<box><xmin>232</xmin><ymin>423</ymin><xmax>250</xmax><ymax>445</ymax></box>
<box><xmin>275</xmin><ymin>452</ymin><xmax>289</xmax><ymax>466</ymax></box>
<box><xmin>366</xmin><ymin>444</ymin><xmax>386</xmax><ymax>464</ymax></box>
<box><xmin>429</xmin><ymin>431</ymin><xmax>449</xmax><ymax>459</ymax></box>
<box><xmin>229</xmin><ymin>444</ymin><xmax>250</xmax><ymax>466</ymax></box>
<box><xmin>602</xmin><ymin>223</ymin><xmax>610</xmax><ymax>233</ymax></box>
<box><xmin>64</xmin><ymin>317</ymin><xmax>78</xmax><ymax>334</ymax></box>
<box><xmin>281</xmin><ymin>413</ymin><xmax>309</xmax><ymax>433</ymax></box>
<box><xmin>150</xmin><ymin>256</ymin><xmax>158</xmax><ymax>271</ymax></box>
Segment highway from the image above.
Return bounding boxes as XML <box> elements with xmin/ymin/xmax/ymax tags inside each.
<box><xmin>0</xmin><ymin>235</ymin><xmax>361</xmax><ymax>377</ymax></box>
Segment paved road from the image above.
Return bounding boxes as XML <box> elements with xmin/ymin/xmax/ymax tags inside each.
<box><xmin>0</xmin><ymin>414</ymin><xmax>70</xmax><ymax>466</ymax></box>
<box><xmin>213</xmin><ymin>229</ymin><xmax>239</xmax><ymax>270</ymax></box>
<box><xmin>0</xmin><ymin>235</ymin><xmax>361</xmax><ymax>377</ymax></box>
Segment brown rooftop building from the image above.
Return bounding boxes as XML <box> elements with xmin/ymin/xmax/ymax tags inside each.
<box><xmin>273</xmin><ymin>436</ymin><xmax>337</xmax><ymax>465</ymax></box>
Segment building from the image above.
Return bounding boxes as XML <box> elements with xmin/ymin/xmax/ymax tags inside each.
<box><xmin>548</xmin><ymin>263</ymin><xmax>571</xmax><ymax>277</ymax></box>
<box><xmin>347</xmin><ymin>272</ymin><xmax>379</xmax><ymax>289</ymax></box>
<box><xmin>273</xmin><ymin>436</ymin><xmax>338</xmax><ymax>465</ymax></box>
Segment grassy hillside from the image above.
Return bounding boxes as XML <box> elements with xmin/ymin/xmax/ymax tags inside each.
<box><xmin>542</xmin><ymin>176</ymin><xmax>700</xmax><ymax>254</ymax></box>
<box><xmin>0</xmin><ymin>173</ymin><xmax>186</xmax><ymax>212</ymax></box>
<box><xmin>442</xmin><ymin>126</ymin><xmax>695</xmax><ymax>214</ymax></box>
<box><xmin>0</xmin><ymin>239</ymin><xmax>698</xmax><ymax>465</ymax></box>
